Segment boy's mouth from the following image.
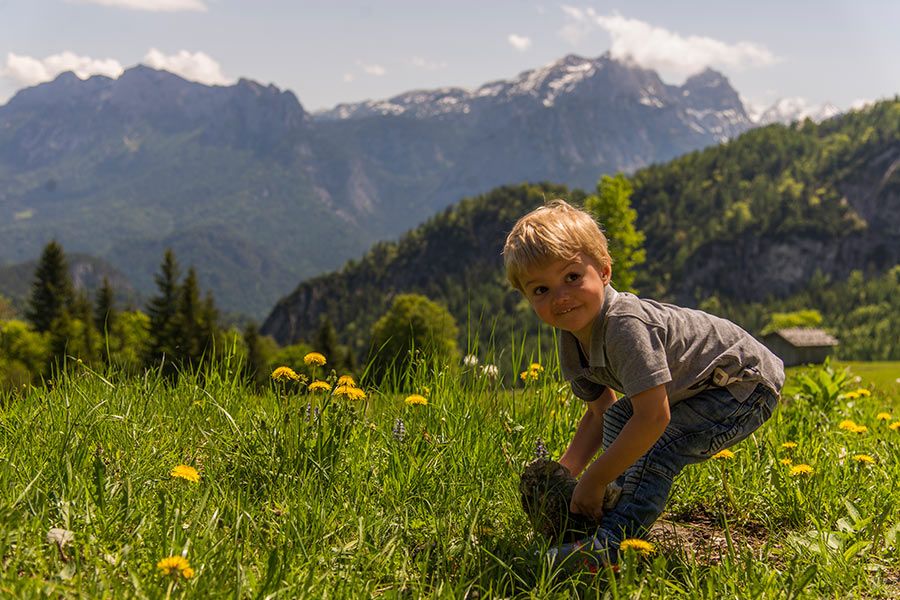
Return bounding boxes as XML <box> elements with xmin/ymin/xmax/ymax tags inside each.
<box><xmin>556</xmin><ymin>306</ymin><xmax>577</xmax><ymax>315</ymax></box>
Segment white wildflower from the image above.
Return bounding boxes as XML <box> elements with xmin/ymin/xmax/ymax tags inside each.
<box><xmin>480</xmin><ymin>364</ymin><xmax>499</xmax><ymax>379</ymax></box>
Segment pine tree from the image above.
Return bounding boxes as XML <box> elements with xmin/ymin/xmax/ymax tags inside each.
<box><xmin>26</xmin><ymin>240</ymin><xmax>74</xmax><ymax>333</ymax></box>
<box><xmin>94</xmin><ymin>277</ymin><xmax>116</xmax><ymax>334</ymax></box>
<box><xmin>178</xmin><ymin>267</ymin><xmax>203</xmax><ymax>367</ymax></box>
<box><xmin>146</xmin><ymin>249</ymin><xmax>182</xmax><ymax>373</ymax></box>
<box><xmin>72</xmin><ymin>290</ymin><xmax>97</xmax><ymax>364</ymax></box>
<box><xmin>585</xmin><ymin>174</ymin><xmax>647</xmax><ymax>293</ymax></box>
<box><xmin>243</xmin><ymin>322</ymin><xmax>267</xmax><ymax>387</ymax></box>
<box><xmin>199</xmin><ymin>291</ymin><xmax>219</xmax><ymax>362</ymax></box>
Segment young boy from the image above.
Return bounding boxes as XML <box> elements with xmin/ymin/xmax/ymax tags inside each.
<box><xmin>503</xmin><ymin>199</ymin><xmax>784</xmax><ymax>563</ymax></box>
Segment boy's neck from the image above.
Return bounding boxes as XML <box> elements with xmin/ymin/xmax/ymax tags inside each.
<box><xmin>575</xmin><ymin>332</ymin><xmax>591</xmax><ymax>355</ymax></box>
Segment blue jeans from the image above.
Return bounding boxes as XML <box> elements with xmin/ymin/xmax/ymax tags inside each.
<box><xmin>593</xmin><ymin>383</ymin><xmax>777</xmax><ymax>552</ymax></box>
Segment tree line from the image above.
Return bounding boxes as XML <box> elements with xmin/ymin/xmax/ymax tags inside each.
<box><xmin>0</xmin><ymin>241</ymin><xmax>464</xmax><ymax>393</ymax></box>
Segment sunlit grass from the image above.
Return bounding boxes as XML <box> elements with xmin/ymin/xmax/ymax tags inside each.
<box><xmin>0</xmin><ymin>356</ymin><xmax>898</xmax><ymax>598</ymax></box>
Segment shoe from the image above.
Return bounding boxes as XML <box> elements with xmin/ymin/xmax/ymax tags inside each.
<box><xmin>546</xmin><ymin>535</ymin><xmax>613</xmax><ymax>573</ymax></box>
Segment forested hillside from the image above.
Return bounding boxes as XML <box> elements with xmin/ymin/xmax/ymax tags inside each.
<box><xmin>632</xmin><ymin>99</ymin><xmax>899</xmax><ymax>302</ymax></box>
<box><xmin>263</xmin><ymin>100</ymin><xmax>900</xmax><ymax>360</ymax></box>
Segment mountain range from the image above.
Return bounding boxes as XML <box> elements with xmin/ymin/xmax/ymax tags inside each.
<box><xmin>260</xmin><ymin>100</ymin><xmax>900</xmax><ymax>353</ymax></box>
<box><xmin>0</xmin><ymin>52</ymin><xmax>771</xmax><ymax>317</ymax></box>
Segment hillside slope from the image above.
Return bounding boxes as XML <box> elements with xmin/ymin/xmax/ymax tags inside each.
<box><xmin>262</xmin><ymin>100</ymin><xmax>900</xmax><ymax>354</ymax></box>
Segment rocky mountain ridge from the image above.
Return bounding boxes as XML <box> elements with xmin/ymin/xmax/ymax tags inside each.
<box><xmin>0</xmin><ymin>54</ymin><xmax>777</xmax><ymax>316</ymax></box>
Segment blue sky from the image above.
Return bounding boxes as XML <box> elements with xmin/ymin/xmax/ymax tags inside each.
<box><xmin>1</xmin><ymin>0</ymin><xmax>897</xmax><ymax>114</ymax></box>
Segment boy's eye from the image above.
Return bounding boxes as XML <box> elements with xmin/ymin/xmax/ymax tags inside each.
<box><xmin>565</xmin><ymin>272</ymin><xmax>581</xmax><ymax>283</ymax></box>
<box><xmin>532</xmin><ymin>286</ymin><xmax>548</xmax><ymax>296</ymax></box>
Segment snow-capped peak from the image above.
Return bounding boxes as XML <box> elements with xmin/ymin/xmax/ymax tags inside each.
<box><xmin>752</xmin><ymin>97</ymin><xmax>842</xmax><ymax>125</ymax></box>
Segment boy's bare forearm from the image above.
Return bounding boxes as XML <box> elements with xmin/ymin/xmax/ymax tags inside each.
<box><xmin>558</xmin><ymin>411</ymin><xmax>604</xmax><ymax>477</ymax></box>
<box><xmin>558</xmin><ymin>388</ymin><xmax>616</xmax><ymax>477</ymax></box>
<box><xmin>579</xmin><ymin>412</ymin><xmax>668</xmax><ymax>490</ymax></box>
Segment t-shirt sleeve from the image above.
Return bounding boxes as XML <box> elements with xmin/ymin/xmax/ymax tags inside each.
<box><xmin>605</xmin><ymin>316</ymin><xmax>672</xmax><ymax>398</ymax></box>
<box><xmin>570</xmin><ymin>377</ymin><xmax>607</xmax><ymax>402</ymax></box>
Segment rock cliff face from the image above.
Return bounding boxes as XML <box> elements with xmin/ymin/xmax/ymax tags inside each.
<box><xmin>1</xmin><ymin>55</ymin><xmax>752</xmax><ymax>315</ymax></box>
<box><xmin>673</xmin><ymin>148</ymin><xmax>900</xmax><ymax>303</ymax></box>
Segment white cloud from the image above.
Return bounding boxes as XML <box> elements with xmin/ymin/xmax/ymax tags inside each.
<box><xmin>70</xmin><ymin>0</ymin><xmax>207</xmax><ymax>12</ymax></box>
<box><xmin>508</xmin><ymin>34</ymin><xmax>532</xmax><ymax>51</ymax></box>
<box><xmin>143</xmin><ymin>48</ymin><xmax>231</xmax><ymax>85</ymax></box>
<box><xmin>559</xmin><ymin>5</ymin><xmax>592</xmax><ymax>45</ymax></box>
<box><xmin>358</xmin><ymin>62</ymin><xmax>386</xmax><ymax>76</ymax></box>
<box><xmin>410</xmin><ymin>56</ymin><xmax>447</xmax><ymax>71</ymax></box>
<box><xmin>343</xmin><ymin>73</ymin><xmax>355</xmax><ymax>83</ymax></box>
<box><xmin>850</xmin><ymin>98</ymin><xmax>874</xmax><ymax>111</ymax></box>
<box><xmin>559</xmin><ymin>8</ymin><xmax>778</xmax><ymax>78</ymax></box>
<box><xmin>2</xmin><ymin>51</ymin><xmax>123</xmax><ymax>87</ymax></box>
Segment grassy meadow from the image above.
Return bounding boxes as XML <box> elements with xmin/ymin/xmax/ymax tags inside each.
<box><xmin>1</xmin><ymin>354</ymin><xmax>899</xmax><ymax>598</ymax></box>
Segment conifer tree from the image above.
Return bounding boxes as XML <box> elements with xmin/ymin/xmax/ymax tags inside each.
<box><xmin>146</xmin><ymin>249</ymin><xmax>182</xmax><ymax>372</ymax></box>
<box><xmin>26</xmin><ymin>240</ymin><xmax>74</xmax><ymax>333</ymax></box>
<box><xmin>94</xmin><ymin>277</ymin><xmax>116</xmax><ymax>334</ymax></box>
<box><xmin>242</xmin><ymin>322</ymin><xmax>267</xmax><ymax>387</ymax></box>
<box><xmin>585</xmin><ymin>174</ymin><xmax>646</xmax><ymax>293</ymax></box>
<box><xmin>72</xmin><ymin>290</ymin><xmax>97</xmax><ymax>364</ymax></box>
<box><xmin>178</xmin><ymin>267</ymin><xmax>203</xmax><ymax>366</ymax></box>
<box><xmin>199</xmin><ymin>291</ymin><xmax>219</xmax><ymax>361</ymax></box>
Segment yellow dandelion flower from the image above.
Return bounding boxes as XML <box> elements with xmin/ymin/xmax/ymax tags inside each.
<box><xmin>528</xmin><ymin>363</ymin><xmax>544</xmax><ymax>372</ymax></box>
<box><xmin>170</xmin><ymin>465</ymin><xmax>200</xmax><ymax>483</ymax></box>
<box><xmin>889</xmin><ymin>421</ymin><xmax>900</xmax><ymax>431</ymax></box>
<box><xmin>619</xmin><ymin>538</ymin><xmax>655</xmax><ymax>556</ymax></box>
<box><xmin>780</xmin><ymin>458</ymin><xmax>793</xmax><ymax>466</ymax></box>
<box><xmin>852</xmin><ymin>454</ymin><xmax>875</xmax><ymax>465</ymax></box>
<box><xmin>711</xmin><ymin>449</ymin><xmax>735</xmax><ymax>460</ymax></box>
<box><xmin>181</xmin><ymin>567</ymin><xmax>195</xmax><ymax>579</ymax></box>
<box><xmin>838</xmin><ymin>419</ymin><xmax>859</xmax><ymax>432</ymax></box>
<box><xmin>781</xmin><ymin>441</ymin><xmax>798</xmax><ymax>450</ymax></box>
<box><xmin>789</xmin><ymin>464</ymin><xmax>814</xmax><ymax>477</ymax></box>
<box><xmin>856</xmin><ymin>388</ymin><xmax>871</xmax><ymax>397</ymax></box>
<box><xmin>336</xmin><ymin>375</ymin><xmax>356</xmax><ymax>387</ymax></box>
<box><xmin>520</xmin><ymin>370</ymin><xmax>539</xmax><ymax>382</ymax></box>
<box><xmin>157</xmin><ymin>555</ymin><xmax>191</xmax><ymax>576</ymax></box>
<box><xmin>843</xmin><ymin>391</ymin><xmax>860</xmax><ymax>400</ymax></box>
<box><xmin>271</xmin><ymin>366</ymin><xmax>300</xmax><ymax>382</ymax></box>
<box><xmin>334</xmin><ymin>385</ymin><xmax>366</xmax><ymax>400</ymax></box>
<box><xmin>308</xmin><ymin>380</ymin><xmax>331</xmax><ymax>393</ymax></box>
<box><xmin>405</xmin><ymin>394</ymin><xmax>428</xmax><ymax>406</ymax></box>
<box><xmin>876</xmin><ymin>412</ymin><xmax>892</xmax><ymax>421</ymax></box>
<box><xmin>851</xmin><ymin>424</ymin><xmax>868</xmax><ymax>434</ymax></box>
<box><xmin>303</xmin><ymin>352</ymin><xmax>326</xmax><ymax>367</ymax></box>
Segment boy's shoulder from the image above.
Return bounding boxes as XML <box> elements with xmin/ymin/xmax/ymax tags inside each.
<box><xmin>605</xmin><ymin>291</ymin><xmax>668</xmax><ymax>327</ymax></box>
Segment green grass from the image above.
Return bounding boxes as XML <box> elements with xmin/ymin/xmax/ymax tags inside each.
<box><xmin>1</xmin><ymin>357</ymin><xmax>899</xmax><ymax>598</ymax></box>
<box><xmin>836</xmin><ymin>362</ymin><xmax>900</xmax><ymax>395</ymax></box>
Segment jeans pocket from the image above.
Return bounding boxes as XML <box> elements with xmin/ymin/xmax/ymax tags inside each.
<box><xmin>705</xmin><ymin>398</ymin><xmax>769</xmax><ymax>456</ymax></box>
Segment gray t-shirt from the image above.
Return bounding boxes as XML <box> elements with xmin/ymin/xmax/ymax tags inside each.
<box><xmin>559</xmin><ymin>285</ymin><xmax>785</xmax><ymax>404</ymax></box>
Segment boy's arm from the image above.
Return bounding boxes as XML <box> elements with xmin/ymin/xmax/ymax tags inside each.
<box><xmin>570</xmin><ymin>384</ymin><xmax>670</xmax><ymax>519</ymax></box>
<box><xmin>558</xmin><ymin>386</ymin><xmax>617</xmax><ymax>477</ymax></box>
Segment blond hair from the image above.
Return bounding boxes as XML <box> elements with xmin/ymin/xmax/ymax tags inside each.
<box><xmin>503</xmin><ymin>199</ymin><xmax>611</xmax><ymax>293</ymax></box>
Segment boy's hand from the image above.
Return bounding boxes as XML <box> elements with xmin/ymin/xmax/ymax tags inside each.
<box><xmin>570</xmin><ymin>476</ymin><xmax>607</xmax><ymax>521</ymax></box>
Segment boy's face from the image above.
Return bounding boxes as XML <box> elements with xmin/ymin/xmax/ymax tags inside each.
<box><xmin>521</xmin><ymin>252</ymin><xmax>610</xmax><ymax>343</ymax></box>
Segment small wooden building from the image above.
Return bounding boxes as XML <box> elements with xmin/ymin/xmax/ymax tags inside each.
<box><xmin>761</xmin><ymin>327</ymin><xmax>839</xmax><ymax>367</ymax></box>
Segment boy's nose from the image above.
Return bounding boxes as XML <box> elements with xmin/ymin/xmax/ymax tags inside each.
<box><xmin>552</xmin><ymin>290</ymin><xmax>571</xmax><ymax>306</ymax></box>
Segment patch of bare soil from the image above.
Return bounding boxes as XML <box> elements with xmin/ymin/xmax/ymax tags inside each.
<box><xmin>649</xmin><ymin>509</ymin><xmax>774</xmax><ymax>565</ymax></box>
